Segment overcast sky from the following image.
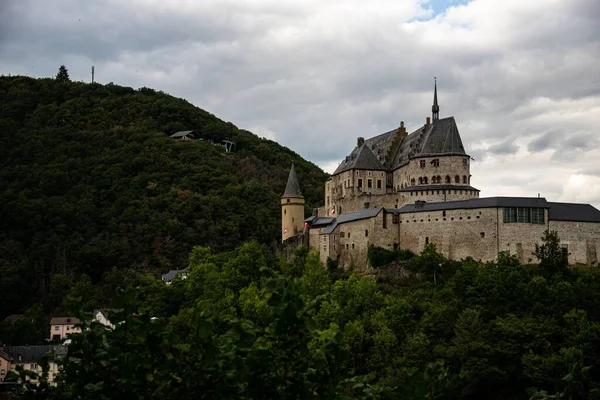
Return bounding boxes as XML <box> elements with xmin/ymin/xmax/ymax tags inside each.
<box><xmin>1</xmin><ymin>0</ymin><xmax>600</xmax><ymax>206</ymax></box>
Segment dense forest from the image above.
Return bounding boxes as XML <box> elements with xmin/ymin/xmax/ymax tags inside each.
<box><xmin>9</xmin><ymin>241</ymin><xmax>600</xmax><ymax>399</ymax></box>
<box><xmin>0</xmin><ymin>73</ymin><xmax>328</xmax><ymax>320</ymax></box>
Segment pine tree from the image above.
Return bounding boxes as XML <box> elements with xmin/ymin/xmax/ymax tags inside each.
<box><xmin>56</xmin><ymin>65</ymin><xmax>70</xmax><ymax>82</ymax></box>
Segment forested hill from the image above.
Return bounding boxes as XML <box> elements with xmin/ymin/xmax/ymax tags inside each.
<box><xmin>0</xmin><ymin>75</ymin><xmax>328</xmax><ymax>316</ymax></box>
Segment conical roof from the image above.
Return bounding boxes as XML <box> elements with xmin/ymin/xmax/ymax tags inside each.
<box><xmin>282</xmin><ymin>163</ymin><xmax>303</xmax><ymax>198</ymax></box>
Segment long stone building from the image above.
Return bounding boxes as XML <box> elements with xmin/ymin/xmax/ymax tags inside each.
<box><xmin>281</xmin><ymin>82</ymin><xmax>600</xmax><ymax>268</ymax></box>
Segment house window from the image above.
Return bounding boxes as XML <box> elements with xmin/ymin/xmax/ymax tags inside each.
<box><xmin>365</xmin><ymin>230</ymin><xmax>369</xmax><ymax>237</ymax></box>
<box><xmin>377</xmin><ymin>180</ymin><xmax>382</xmax><ymax>189</ymax></box>
<box><xmin>55</xmin><ymin>326</ymin><xmax>60</xmax><ymax>331</ymax></box>
<box><xmin>368</xmin><ymin>179</ymin><xmax>373</xmax><ymax>188</ymax></box>
<box><xmin>358</xmin><ymin>179</ymin><xmax>363</xmax><ymax>188</ymax></box>
<box><xmin>30</xmin><ymin>364</ymin><xmax>37</xmax><ymax>369</ymax></box>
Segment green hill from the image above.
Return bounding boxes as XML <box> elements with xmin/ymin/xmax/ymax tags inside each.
<box><xmin>0</xmin><ymin>75</ymin><xmax>328</xmax><ymax>316</ymax></box>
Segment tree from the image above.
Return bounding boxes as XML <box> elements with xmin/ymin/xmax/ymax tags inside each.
<box><xmin>55</xmin><ymin>65</ymin><xmax>70</xmax><ymax>82</ymax></box>
<box><xmin>534</xmin><ymin>230</ymin><xmax>569</xmax><ymax>274</ymax></box>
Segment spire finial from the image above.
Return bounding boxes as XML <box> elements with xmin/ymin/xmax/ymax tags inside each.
<box><xmin>432</xmin><ymin>77</ymin><xmax>439</xmax><ymax>122</ymax></box>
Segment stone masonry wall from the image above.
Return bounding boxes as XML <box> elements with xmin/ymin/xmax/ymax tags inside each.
<box><xmin>392</xmin><ymin>155</ymin><xmax>472</xmax><ymax>190</ymax></box>
<box><xmin>549</xmin><ymin>220</ymin><xmax>600</xmax><ymax>265</ymax></box>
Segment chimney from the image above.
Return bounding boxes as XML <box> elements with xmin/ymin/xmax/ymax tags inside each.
<box><xmin>357</xmin><ymin>137</ymin><xmax>365</xmax><ymax>147</ymax></box>
<box><xmin>426</xmin><ymin>117</ymin><xmax>431</xmax><ymax>125</ymax></box>
<box><xmin>397</xmin><ymin>121</ymin><xmax>407</xmax><ymax>137</ymax></box>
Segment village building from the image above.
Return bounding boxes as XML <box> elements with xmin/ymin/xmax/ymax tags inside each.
<box><xmin>49</xmin><ymin>317</ymin><xmax>81</xmax><ymax>342</ymax></box>
<box><xmin>0</xmin><ymin>345</ymin><xmax>67</xmax><ymax>384</ymax></box>
<box><xmin>283</xmin><ymin>82</ymin><xmax>600</xmax><ymax>268</ymax></box>
<box><xmin>170</xmin><ymin>130</ymin><xmax>198</xmax><ymax>141</ymax></box>
<box><xmin>161</xmin><ymin>268</ymin><xmax>188</xmax><ymax>284</ymax></box>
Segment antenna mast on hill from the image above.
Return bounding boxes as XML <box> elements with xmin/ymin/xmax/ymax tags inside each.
<box><xmin>91</xmin><ymin>66</ymin><xmax>95</xmax><ymax>83</ymax></box>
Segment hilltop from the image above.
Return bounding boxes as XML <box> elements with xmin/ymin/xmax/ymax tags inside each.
<box><xmin>0</xmin><ymin>75</ymin><xmax>328</xmax><ymax>316</ymax></box>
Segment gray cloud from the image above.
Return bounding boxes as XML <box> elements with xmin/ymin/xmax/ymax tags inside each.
<box><xmin>1</xmin><ymin>0</ymin><xmax>600</xmax><ymax>206</ymax></box>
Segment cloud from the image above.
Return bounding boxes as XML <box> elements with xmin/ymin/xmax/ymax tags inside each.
<box><xmin>1</xmin><ymin>0</ymin><xmax>600</xmax><ymax>207</ymax></box>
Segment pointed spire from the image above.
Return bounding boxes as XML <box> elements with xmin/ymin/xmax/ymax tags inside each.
<box><xmin>282</xmin><ymin>163</ymin><xmax>303</xmax><ymax>198</ymax></box>
<box><xmin>432</xmin><ymin>77</ymin><xmax>439</xmax><ymax>122</ymax></box>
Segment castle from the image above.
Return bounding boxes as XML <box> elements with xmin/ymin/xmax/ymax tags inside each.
<box><xmin>282</xmin><ymin>82</ymin><xmax>600</xmax><ymax>269</ymax></box>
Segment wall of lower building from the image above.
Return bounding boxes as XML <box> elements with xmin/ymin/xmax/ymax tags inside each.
<box><xmin>549</xmin><ymin>220</ymin><xmax>600</xmax><ymax>265</ymax></box>
<box><xmin>50</xmin><ymin>324</ymin><xmax>81</xmax><ymax>341</ymax></box>
<box><xmin>0</xmin><ymin>357</ymin><xmax>8</xmax><ymax>381</ymax></box>
<box><xmin>398</xmin><ymin>207</ymin><xmax>499</xmax><ymax>262</ymax></box>
<box><xmin>497</xmin><ymin>209</ymin><xmax>549</xmax><ymax>264</ymax></box>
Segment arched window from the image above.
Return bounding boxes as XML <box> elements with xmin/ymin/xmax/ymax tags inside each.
<box><xmin>463</xmin><ymin>175</ymin><xmax>467</xmax><ymax>184</ymax></box>
<box><xmin>445</xmin><ymin>175</ymin><xmax>451</xmax><ymax>183</ymax></box>
<box><xmin>423</xmin><ymin>177</ymin><xmax>428</xmax><ymax>184</ymax></box>
<box><xmin>455</xmin><ymin>175</ymin><xmax>460</xmax><ymax>183</ymax></box>
<box><xmin>411</xmin><ymin>178</ymin><xmax>416</xmax><ymax>186</ymax></box>
<box><xmin>437</xmin><ymin>175</ymin><xmax>442</xmax><ymax>184</ymax></box>
<box><xmin>418</xmin><ymin>177</ymin><xmax>423</xmax><ymax>184</ymax></box>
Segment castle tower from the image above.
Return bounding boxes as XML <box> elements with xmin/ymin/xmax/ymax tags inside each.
<box><xmin>281</xmin><ymin>163</ymin><xmax>305</xmax><ymax>242</ymax></box>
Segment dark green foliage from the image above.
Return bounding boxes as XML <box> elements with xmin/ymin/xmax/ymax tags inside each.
<box><xmin>55</xmin><ymin>66</ymin><xmax>70</xmax><ymax>82</ymax></box>
<box><xmin>0</xmin><ymin>75</ymin><xmax>327</xmax><ymax>319</ymax></box>
<box><xmin>9</xmin><ymin>241</ymin><xmax>600</xmax><ymax>399</ymax></box>
<box><xmin>534</xmin><ymin>230</ymin><xmax>569</xmax><ymax>274</ymax></box>
<box><xmin>367</xmin><ymin>245</ymin><xmax>415</xmax><ymax>267</ymax></box>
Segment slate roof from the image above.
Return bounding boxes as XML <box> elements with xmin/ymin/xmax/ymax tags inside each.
<box><xmin>307</xmin><ymin>217</ymin><xmax>335</xmax><ymax>227</ymax></box>
<box><xmin>321</xmin><ymin>208</ymin><xmax>382</xmax><ymax>234</ymax></box>
<box><xmin>3</xmin><ymin>346</ymin><xmax>63</xmax><ymax>363</ymax></box>
<box><xmin>170</xmin><ymin>130</ymin><xmax>197</xmax><ymax>138</ymax></box>
<box><xmin>333</xmin><ymin>143</ymin><xmax>386</xmax><ymax>175</ymax></box>
<box><xmin>161</xmin><ymin>269</ymin><xmax>188</xmax><ymax>282</ymax></box>
<box><xmin>333</xmin><ymin>116</ymin><xmax>469</xmax><ymax>176</ymax></box>
<box><xmin>282</xmin><ymin>163</ymin><xmax>303</xmax><ymax>198</ymax></box>
<box><xmin>548</xmin><ymin>202</ymin><xmax>600</xmax><ymax>223</ymax></box>
<box><xmin>388</xmin><ymin>197</ymin><xmax>549</xmax><ymax>214</ymax></box>
<box><xmin>50</xmin><ymin>317</ymin><xmax>80</xmax><ymax>326</ymax></box>
<box><xmin>398</xmin><ymin>184</ymin><xmax>480</xmax><ymax>193</ymax></box>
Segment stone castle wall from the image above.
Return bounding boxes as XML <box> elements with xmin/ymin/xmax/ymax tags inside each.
<box><xmin>549</xmin><ymin>220</ymin><xmax>600</xmax><ymax>265</ymax></box>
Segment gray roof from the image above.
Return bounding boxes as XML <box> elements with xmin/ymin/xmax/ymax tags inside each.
<box><xmin>333</xmin><ymin>143</ymin><xmax>386</xmax><ymax>175</ymax></box>
<box><xmin>389</xmin><ymin>197</ymin><xmax>549</xmax><ymax>214</ymax></box>
<box><xmin>3</xmin><ymin>346</ymin><xmax>66</xmax><ymax>363</ymax></box>
<box><xmin>398</xmin><ymin>184</ymin><xmax>479</xmax><ymax>193</ymax></box>
<box><xmin>548</xmin><ymin>202</ymin><xmax>600</xmax><ymax>223</ymax></box>
<box><xmin>321</xmin><ymin>207</ymin><xmax>382</xmax><ymax>234</ymax></box>
<box><xmin>333</xmin><ymin>116</ymin><xmax>469</xmax><ymax>176</ymax></box>
<box><xmin>307</xmin><ymin>217</ymin><xmax>335</xmax><ymax>227</ymax></box>
<box><xmin>161</xmin><ymin>269</ymin><xmax>188</xmax><ymax>282</ymax></box>
<box><xmin>282</xmin><ymin>163</ymin><xmax>303</xmax><ymax>198</ymax></box>
<box><xmin>170</xmin><ymin>130</ymin><xmax>197</xmax><ymax>138</ymax></box>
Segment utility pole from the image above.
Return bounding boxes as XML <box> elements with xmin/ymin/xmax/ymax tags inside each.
<box><xmin>91</xmin><ymin>66</ymin><xmax>95</xmax><ymax>83</ymax></box>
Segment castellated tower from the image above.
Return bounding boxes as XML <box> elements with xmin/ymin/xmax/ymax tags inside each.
<box><xmin>281</xmin><ymin>163</ymin><xmax>305</xmax><ymax>242</ymax></box>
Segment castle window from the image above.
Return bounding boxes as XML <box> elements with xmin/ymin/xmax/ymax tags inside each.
<box><xmin>368</xmin><ymin>179</ymin><xmax>372</xmax><ymax>188</ymax></box>
<box><xmin>347</xmin><ymin>232</ymin><xmax>351</xmax><ymax>238</ymax></box>
<box><xmin>419</xmin><ymin>160</ymin><xmax>426</xmax><ymax>168</ymax></box>
<box><xmin>333</xmin><ymin>245</ymin><xmax>336</xmax><ymax>250</ymax></box>
<box><xmin>292</xmin><ymin>217</ymin><xmax>295</xmax><ymax>223</ymax></box>
<box><xmin>442</xmin><ymin>210</ymin><xmax>446</xmax><ymax>217</ymax></box>
<box><xmin>377</xmin><ymin>180</ymin><xmax>382</xmax><ymax>189</ymax></box>
<box><xmin>326</xmin><ymin>196</ymin><xmax>330</xmax><ymax>206</ymax></box>
<box><xmin>284</xmin><ymin>209</ymin><xmax>286</xmax><ymax>215</ymax></box>
<box><xmin>352</xmin><ymin>244</ymin><xmax>355</xmax><ymax>249</ymax></box>
<box><xmin>431</xmin><ymin>159</ymin><xmax>440</xmax><ymax>167</ymax></box>
<box><xmin>339</xmin><ymin>206</ymin><xmax>342</xmax><ymax>214</ymax></box>
<box><xmin>340</xmin><ymin>232</ymin><xmax>344</xmax><ymax>238</ymax></box>
<box><xmin>459</xmin><ymin>190</ymin><xmax>462</xmax><ymax>194</ymax></box>
<box><xmin>445</xmin><ymin>175</ymin><xmax>451</xmax><ymax>183</ymax></box>
<box><xmin>425</xmin><ymin>237</ymin><xmax>429</xmax><ymax>244</ymax></box>
<box><xmin>463</xmin><ymin>175</ymin><xmax>468</xmax><ymax>184</ymax></box>
<box><xmin>531</xmin><ymin>208</ymin><xmax>545</xmax><ymax>224</ymax></box>
<box><xmin>383</xmin><ymin>213</ymin><xmax>388</xmax><ymax>228</ymax></box>
<box><xmin>358</xmin><ymin>179</ymin><xmax>363</xmax><ymax>188</ymax></box>
<box><xmin>411</xmin><ymin>178</ymin><xmax>416</xmax><ymax>186</ymax></box>
<box><xmin>365</xmin><ymin>230</ymin><xmax>369</xmax><ymax>237</ymax></box>
<box><xmin>392</xmin><ymin>214</ymin><xmax>399</xmax><ymax>224</ymax></box>
<box><xmin>368</xmin><ymin>171</ymin><xmax>372</xmax><ymax>176</ymax></box>
<box><xmin>287</xmin><ymin>199</ymin><xmax>290</xmax><ymax>203</ymax></box>
<box><xmin>437</xmin><ymin>190</ymin><xmax>440</xmax><ymax>195</ymax></box>
<box><xmin>418</xmin><ymin>177</ymin><xmax>423</xmax><ymax>185</ymax></box>
<box><xmin>420</xmin><ymin>191</ymin><xmax>423</xmax><ymax>196</ymax></box>
<box><xmin>411</xmin><ymin>192</ymin><xmax>413</xmax><ymax>196</ymax></box>
<box><xmin>346</xmin><ymin>244</ymin><xmax>349</xmax><ymax>249</ymax></box>
<box><xmin>480</xmin><ymin>232</ymin><xmax>485</xmax><ymax>238</ymax></box>
<box><xmin>423</xmin><ymin>177</ymin><xmax>428</xmax><ymax>184</ymax></box>
<box><xmin>393</xmin><ymin>243</ymin><xmax>399</xmax><ymax>250</ymax></box>
<box><xmin>455</xmin><ymin>175</ymin><xmax>460</xmax><ymax>183</ymax></box>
